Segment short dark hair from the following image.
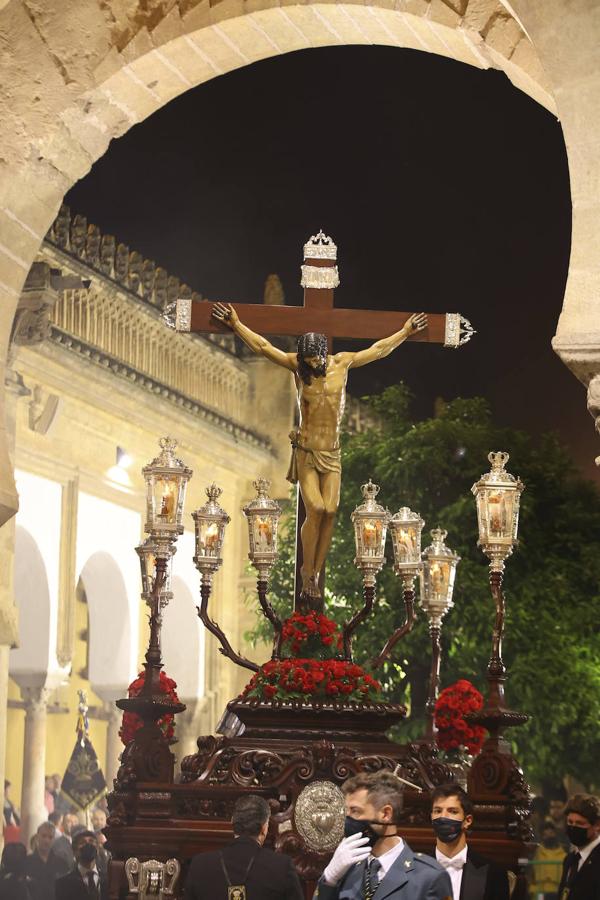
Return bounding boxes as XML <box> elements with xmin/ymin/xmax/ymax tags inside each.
<box><xmin>431</xmin><ymin>784</ymin><xmax>474</xmax><ymax>818</ymax></box>
<box><xmin>72</xmin><ymin>830</ymin><xmax>97</xmax><ymax>850</ymax></box>
<box><xmin>342</xmin><ymin>771</ymin><xmax>404</xmax><ymax>822</ymax></box>
<box><xmin>565</xmin><ymin>793</ymin><xmax>600</xmax><ymax>825</ymax></box>
<box><xmin>231</xmin><ymin>795</ymin><xmax>270</xmax><ymax>837</ymax></box>
<box><xmin>48</xmin><ymin>811</ymin><xmax>62</xmax><ymax>826</ymax></box>
<box><xmin>1</xmin><ymin>842</ymin><xmax>27</xmax><ymax>875</ymax></box>
<box><xmin>297</xmin><ymin>332</ymin><xmax>327</xmax><ymax>385</ymax></box>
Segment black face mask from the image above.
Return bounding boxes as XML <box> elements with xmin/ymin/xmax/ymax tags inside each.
<box><xmin>566</xmin><ymin>824</ymin><xmax>591</xmax><ymax>848</ymax></box>
<box><xmin>344</xmin><ymin>816</ymin><xmax>393</xmax><ymax>848</ymax></box>
<box><xmin>432</xmin><ymin>817</ymin><xmax>464</xmax><ymax>844</ymax></box>
<box><xmin>542</xmin><ymin>837</ymin><xmax>559</xmax><ymax>849</ymax></box>
<box><xmin>77</xmin><ymin>844</ymin><xmax>97</xmax><ymax>865</ymax></box>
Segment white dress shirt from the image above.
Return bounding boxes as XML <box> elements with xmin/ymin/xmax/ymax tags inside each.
<box><xmin>78</xmin><ymin>864</ymin><xmax>99</xmax><ymax>888</ymax></box>
<box><xmin>369</xmin><ymin>838</ymin><xmax>405</xmax><ymax>881</ymax></box>
<box><xmin>436</xmin><ymin>845</ymin><xmax>467</xmax><ymax>900</ymax></box>
<box><xmin>576</xmin><ymin>833</ymin><xmax>600</xmax><ymax>869</ymax></box>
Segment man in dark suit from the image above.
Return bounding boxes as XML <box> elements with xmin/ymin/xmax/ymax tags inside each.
<box><xmin>430</xmin><ymin>784</ymin><xmax>509</xmax><ymax>900</ymax></box>
<box><xmin>184</xmin><ymin>795</ymin><xmax>303</xmax><ymax>900</ymax></box>
<box><xmin>25</xmin><ymin>823</ymin><xmax>69</xmax><ymax>900</ymax></box>
<box><xmin>557</xmin><ymin>793</ymin><xmax>600</xmax><ymax>899</ymax></box>
<box><xmin>54</xmin><ymin>831</ymin><xmax>107</xmax><ymax>900</ymax></box>
<box><xmin>314</xmin><ymin>770</ymin><xmax>452</xmax><ymax>900</ymax></box>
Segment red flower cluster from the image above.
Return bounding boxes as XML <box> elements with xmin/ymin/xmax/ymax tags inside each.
<box><xmin>434</xmin><ymin>679</ymin><xmax>486</xmax><ymax>755</ymax></box>
<box><xmin>281</xmin><ymin>611</ymin><xmax>342</xmax><ymax>658</ymax></box>
<box><xmin>242</xmin><ymin>658</ymin><xmax>381</xmax><ymax>702</ymax></box>
<box><xmin>119</xmin><ymin>669</ymin><xmax>179</xmax><ymax>746</ymax></box>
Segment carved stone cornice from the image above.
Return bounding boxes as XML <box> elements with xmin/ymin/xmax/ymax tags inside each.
<box><xmin>48</xmin><ymin>326</ymin><xmax>270</xmax><ymax>451</ymax></box>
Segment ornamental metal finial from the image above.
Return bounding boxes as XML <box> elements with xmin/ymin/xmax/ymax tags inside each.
<box><xmin>206</xmin><ymin>483</ymin><xmax>223</xmax><ymax>503</ymax></box>
<box><xmin>489</xmin><ymin>450</ymin><xmax>510</xmax><ymax>471</ymax></box>
<box><xmin>361</xmin><ymin>479</ymin><xmax>380</xmax><ymax>502</ymax></box>
<box><xmin>253</xmin><ymin>477</ymin><xmax>271</xmax><ymax>498</ymax></box>
<box><xmin>303</xmin><ymin>230</ymin><xmax>338</xmax><ymax>261</ymax></box>
<box><xmin>430</xmin><ymin>527</ymin><xmax>448</xmax><ymax>545</ymax></box>
<box><xmin>148</xmin><ymin>436</ymin><xmax>186</xmax><ymax>469</ymax></box>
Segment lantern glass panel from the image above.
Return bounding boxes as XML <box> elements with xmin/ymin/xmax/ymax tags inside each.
<box><xmin>357</xmin><ymin>517</ymin><xmax>387</xmax><ymax>558</ymax></box>
<box><xmin>251</xmin><ymin>514</ymin><xmax>278</xmax><ymax>554</ymax></box>
<box><xmin>195</xmin><ymin>518</ymin><xmax>225</xmax><ymax>558</ymax></box>
<box><xmin>392</xmin><ymin>525</ymin><xmax>419</xmax><ymax>564</ymax></box>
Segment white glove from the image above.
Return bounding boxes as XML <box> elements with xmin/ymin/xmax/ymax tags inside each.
<box><xmin>323</xmin><ymin>833</ymin><xmax>371</xmax><ymax>885</ymax></box>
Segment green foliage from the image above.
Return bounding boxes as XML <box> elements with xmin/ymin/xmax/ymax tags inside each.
<box><xmin>245</xmin><ymin>386</ymin><xmax>600</xmax><ymax>787</ymax></box>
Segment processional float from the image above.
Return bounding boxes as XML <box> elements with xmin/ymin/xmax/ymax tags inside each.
<box><xmin>107</xmin><ymin>235</ymin><xmax>532</xmax><ymax>900</ymax></box>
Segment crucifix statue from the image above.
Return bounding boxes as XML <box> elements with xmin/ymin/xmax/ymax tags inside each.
<box><xmin>165</xmin><ymin>231</ymin><xmax>474</xmax><ymax>611</ymax></box>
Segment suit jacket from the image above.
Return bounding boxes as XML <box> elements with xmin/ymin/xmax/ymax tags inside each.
<box><xmin>429</xmin><ymin>846</ymin><xmax>509</xmax><ymax>900</ymax></box>
<box><xmin>184</xmin><ymin>835</ymin><xmax>304</xmax><ymax>900</ymax></box>
<box><xmin>557</xmin><ymin>843</ymin><xmax>600</xmax><ymax>899</ymax></box>
<box><xmin>50</xmin><ymin>838</ymin><xmax>74</xmax><ymax>873</ymax></box>
<box><xmin>25</xmin><ymin>852</ymin><xmax>69</xmax><ymax>900</ymax></box>
<box><xmin>54</xmin><ymin>868</ymin><xmax>108</xmax><ymax>900</ymax></box>
<box><xmin>313</xmin><ymin>842</ymin><xmax>452</xmax><ymax>900</ymax></box>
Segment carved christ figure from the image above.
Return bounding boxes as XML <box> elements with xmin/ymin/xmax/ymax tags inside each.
<box><xmin>213</xmin><ymin>301</ymin><xmax>427</xmax><ymax>604</ymax></box>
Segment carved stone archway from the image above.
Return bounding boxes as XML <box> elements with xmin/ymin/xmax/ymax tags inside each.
<box><xmin>0</xmin><ymin>0</ymin><xmax>597</xmax><ymax>514</ymax></box>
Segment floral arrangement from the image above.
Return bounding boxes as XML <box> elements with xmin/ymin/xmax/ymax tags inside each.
<box><xmin>434</xmin><ymin>679</ymin><xmax>486</xmax><ymax>755</ymax></box>
<box><xmin>241</xmin><ymin>658</ymin><xmax>381</xmax><ymax>702</ymax></box>
<box><xmin>119</xmin><ymin>669</ymin><xmax>179</xmax><ymax>746</ymax></box>
<box><xmin>281</xmin><ymin>610</ymin><xmax>342</xmax><ymax>658</ymax></box>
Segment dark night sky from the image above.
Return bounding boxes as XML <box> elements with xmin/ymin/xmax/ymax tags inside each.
<box><xmin>66</xmin><ymin>45</ymin><xmax>599</xmax><ymax>483</ymax></box>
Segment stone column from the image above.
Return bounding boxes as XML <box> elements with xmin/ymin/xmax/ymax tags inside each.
<box><xmin>20</xmin><ymin>685</ymin><xmax>50</xmax><ymax>846</ymax></box>
<box><xmin>104</xmin><ymin>704</ymin><xmax>122</xmax><ymax>789</ymax></box>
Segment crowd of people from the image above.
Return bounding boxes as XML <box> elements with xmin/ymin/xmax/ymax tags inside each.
<box><xmin>2</xmin><ymin>775</ymin><xmax>600</xmax><ymax>900</ymax></box>
<box><xmin>1</xmin><ymin>783</ymin><xmax>108</xmax><ymax>900</ymax></box>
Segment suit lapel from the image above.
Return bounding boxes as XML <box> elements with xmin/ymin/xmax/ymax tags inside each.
<box><xmin>460</xmin><ymin>854</ymin><xmax>487</xmax><ymax>900</ymax></box>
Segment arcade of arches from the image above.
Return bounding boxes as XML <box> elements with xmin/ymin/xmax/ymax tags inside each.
<box><xmin>0</xmin><ymin>0</ymin><xmax>599</xmax><ymax>848</ymax></box>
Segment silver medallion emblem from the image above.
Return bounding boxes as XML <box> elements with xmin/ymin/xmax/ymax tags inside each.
<box><xmin>294</xmin><ymin>780</ymin><xmax>345</xmax><ymax>852</ymax></box>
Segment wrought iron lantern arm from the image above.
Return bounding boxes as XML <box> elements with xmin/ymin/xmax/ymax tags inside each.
<box><xmin>140</xmin><ymin>556</ymin><xmax>169</xmax><ymax>696</ymax></box>
<box><xmin>370</xmin><ymin>579</ymin><xmax>417</xmax><ymax>669</ymax></box>
<box><xmin>196</xmin><ymin>578</ymin><xmax>259</xmax><ymax>673</ymax></box>
<box><xmin>424</xmin><ymin>618</ymin><xmax>442</xmax><ymax>739</ymax></box>
<box><xmin>341</xmin><ymin>581</ymin><xmax>376</xmax><ymax>661</ymax></box>
<box><xmin>256</xmin><ymin>579</ymin><xmax>283</xmax><ymax>660</ymax></box>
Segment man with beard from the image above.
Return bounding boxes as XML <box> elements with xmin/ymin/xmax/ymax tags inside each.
<box><xmin>212</xmin><ymin>301</ymin><xmax>426</xmax><ymax>608</ymax></box>
<box><xmin>313</xmin><ymin>770</ymin><xmax>451</xmax><ymax>899</ymax></box>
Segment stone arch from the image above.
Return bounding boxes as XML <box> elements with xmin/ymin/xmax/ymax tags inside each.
<box><xmin>79</xmin><ymin>551</ymin><xmax>132</xmax><ymax>699</ymax></box>
<box><xmin>162</xmin><ymin>575</ymin><xmax>204</xmax><ymax>702</ymax></box>
<box><xmin>9</xmin><ymin>526</ymin><xmax>52</xmax><ymax>684</ymax></box>
<box><xmin>0</xmin><ymin>0</ymin><xmax>599</xmax><ymax>525</ymax></box>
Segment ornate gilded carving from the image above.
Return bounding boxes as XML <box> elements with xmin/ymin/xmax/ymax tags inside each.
<box><xmin>294</xmin><ymin>781</ymin><xmax>344</xmax><ymax>852</ymax></box>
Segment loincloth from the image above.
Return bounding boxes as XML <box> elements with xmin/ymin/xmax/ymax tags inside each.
<box><xmin>286</xmin><ymin>430</ymin><xmax>341</xmax><ymax>484</ymax></box>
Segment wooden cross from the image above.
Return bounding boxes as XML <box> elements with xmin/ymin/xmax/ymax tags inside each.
<box><xmin>167</xmin><ymin>231</ymin><xmax>474</xmax><ymax>606</ymax></box>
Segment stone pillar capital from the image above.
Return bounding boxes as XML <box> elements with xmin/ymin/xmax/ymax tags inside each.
<box><xmin>21</xmin><ymin>684</ymin><xmax>52</xmax><ymax>712</ymax></box>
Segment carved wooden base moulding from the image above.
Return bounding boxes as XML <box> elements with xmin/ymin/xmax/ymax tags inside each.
<box><xmin>107</xmin><ymin>696</ymin><xmax>533</xmax><ymax>900</ymax></box>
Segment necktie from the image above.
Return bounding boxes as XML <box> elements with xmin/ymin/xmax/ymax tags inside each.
<box><xmin>86</xmin><ymin>872</ymin><xmax>98</xmax><ymax>899</ymax></box>
<box><xmin>567</xmin><ymin>852</ymin><xmax>581</xmax><ymax>884</ymax></box>
<box><xmin>364</xmin><ymin>858</ymin><xmax>382</xmax><ymax>899</ymax></box>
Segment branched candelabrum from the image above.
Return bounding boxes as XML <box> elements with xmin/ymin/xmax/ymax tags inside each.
<box><xmin>342</xmin><ymin>481</ymin><xmax>389</xmax><ymax>661</ymax></box>
<box><xmin>193</xmin><ymin>484</ymin><xmax>259</xmax><ymax>673</ymax></box>
<box><xmin>118</xmin><ymin>436</ymin><xmax>191</xmax><ymax>725</ymax></box>
<box><xmin>419</xmin><ymin>528</ymin><xmax>460</xmax><ymax>740</ymax></box>
<box><xmin>243</xmin><ymin>479</ymin><xmax>283</xmax><ymax>660</ymax></box>
<box><xmin>370</xmin><ymin>507</ymin><xmax>424</xmax><ymax>669</ymax></box>
<box><xmin>469</xmin><ymin>451</ymin><xmax>528</xmax><ymax>746</ymax></box>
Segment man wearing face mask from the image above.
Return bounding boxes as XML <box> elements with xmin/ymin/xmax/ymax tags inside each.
<box><xmin>430</xmin><ymin>784</ymin><xmax>509</xmax><ymax>900</ymax></box>
<box><xmin>314</xmin><ymin>771</ymin><xmax>452</xmax><ymax>899</ymax></box>
<box><xmin>54</xmin><ymin>832</ymin><xmax>107</xmax><ymax>900</ymax></box>
<box><xmin>557</xmin><ymin>793</ymin><xmax>600</xmax><ymax>899</ymax></box>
